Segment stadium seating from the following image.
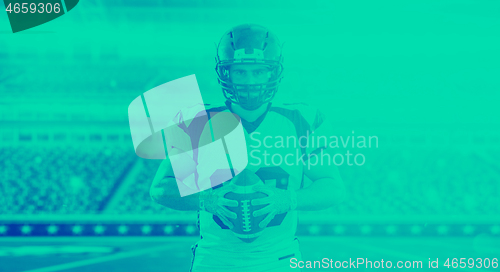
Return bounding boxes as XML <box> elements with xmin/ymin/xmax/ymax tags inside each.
<box><xmin>327</xmin><ymin>147</ymin><xmax>500</xmax><ymax>216</ymax></box>
<box><xmin>110</xmin><ymin>159</ymin><xmax>189</xmax><ymax>215</ymax></box>
<box><xmin>1</xmin><ymin>146</ymin><xmax>498</xmax><ymax>216</ymax></box>
<box><xmin>0</xmin><ymin>146</ymin><xmax>135</xmax><ymax>214</ymax></box>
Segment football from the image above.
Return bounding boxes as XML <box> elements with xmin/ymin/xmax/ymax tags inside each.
<box><xmin>224</xmin><ymin>170</ymin><xmax>268</xmax><ymax>243</ymax></box>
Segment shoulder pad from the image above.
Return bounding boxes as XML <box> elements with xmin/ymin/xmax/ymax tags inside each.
<box><xmin>278</xmin><ymin>102</ymin><xmax>318</xmax><ymax>126</ymax></box>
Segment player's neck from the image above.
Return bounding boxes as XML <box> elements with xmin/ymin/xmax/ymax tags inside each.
<box><xmin>231</xmin><ymin>102</ymin><xmax>270</xmax><ymax>122</ymax></box>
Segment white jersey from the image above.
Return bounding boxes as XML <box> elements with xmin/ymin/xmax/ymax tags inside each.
<box><xmin>170</xmin><ymin>100</ymin><xmax>333</xmax><ymax>270</ymax></box>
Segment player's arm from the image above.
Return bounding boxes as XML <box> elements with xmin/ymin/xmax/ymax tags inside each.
<box><xmin>295</xmin><ymin>110</ymin><xmax>346</xmax><ymax>211</ymax></box>
<box><xmin>297</xmin><ymin>149</ymin><xmax>346</xmax><ymax>211</ymax></box>
<box><xmin>149</xmin><ymin>158</ymin><xmax>199</xmax><ymax>211</ymax></box>
<box><xmin>251</xmin><ymin>108</ymin><xmax>347</xmax><ymax>227</ymax></box>
<box><xmin>149</xmin><ymin>158</ymin><xmax>239</xmax><ymax>227</ymax></box>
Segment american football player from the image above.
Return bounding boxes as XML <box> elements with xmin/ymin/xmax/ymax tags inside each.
<box><xmin>150</xmin><ymin>23</ymin><xmax>346</xmax><ymax>272</ymax></box>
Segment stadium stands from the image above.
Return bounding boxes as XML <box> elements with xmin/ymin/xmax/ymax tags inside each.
<box><xmin>329</xmin><ymin>147</ymin><xmax>500</xmax><ymax>216</ymax></box>
<box><xmin>1</xmin><ymin>146</ymin><xmax>498</xmax><ymax>217</ymax></box>
<box><xmin>0</xmin><ymin>146</ymin><xmax>136</xmax><ymax>214</ymax></box>
<box><xmin>110</xmin><ymin>159</ymin><xmax>191</xmax><ymax>215</ymax></box>
<box><xmin>107</xmin><ymin>147</ymin><xmax>500</xmax><ymax>216</ymax></box>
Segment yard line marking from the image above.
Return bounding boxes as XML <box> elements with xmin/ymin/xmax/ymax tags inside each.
<box><xmin>22</xmin><ymin>244</ymin><xmax>177</xmax><ymax>272</ymax></box>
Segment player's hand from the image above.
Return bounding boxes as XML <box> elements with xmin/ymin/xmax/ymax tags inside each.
<box><xmin>251</xmin><ymin>186</ymin><xmax>295</xmax><ymax>228</ymax></box>
<box><xmin>200</xmin><ymin>184</ymin><xmax>239</xmax><ymax>229</ymax></box>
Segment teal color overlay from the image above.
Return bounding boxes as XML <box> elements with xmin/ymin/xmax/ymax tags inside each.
<box><xmin>0</xmin><ymin>1</ymin><xmax>499</xmax><ymax>271</ymax></box>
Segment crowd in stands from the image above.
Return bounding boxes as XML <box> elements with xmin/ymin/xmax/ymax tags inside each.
<box><xmin>1</xmin><ymin>146</ymin><xmax>498</xmax><ymax>216</ymax></box>
<box><xmin>115</xmin><ymin>147</ymin><xmax>500</xmax><ymax>216</ymax></box>
<box><xmin>0</xmin><ymin>146</ymin><xmax>135</xmax><ymax>214</ymax></box>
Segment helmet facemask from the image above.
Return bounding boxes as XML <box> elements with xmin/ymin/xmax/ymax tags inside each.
<box><xmin>216</xmin><ymin>59</ymin><xmax>283</xmax><ymax>111</ymax></box>
<box><xmin>215</xmin><ymin>24</ymin><xmax>284</xmax><ymax>111</ymax></box>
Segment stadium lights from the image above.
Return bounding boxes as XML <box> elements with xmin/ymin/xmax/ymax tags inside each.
<box><xmin>308</xmin><ymin>225</ymin><xmax>321</xmax><ymax>235</ymax></box>
<box><xmin>491</xmin><ymin>225</ymin><xmax>500</xmax><ymax>235</ymax></box>
<box><xmin>385</xmin><ymin>225</ymin><xmax>397</xmax><ymax>235</ymax></box>
<box><xmin>0</xmin><ymin>223</ymin><xmax>498</xmax><ymax>236</ymax></box>
<box><xmin>410</xmin><ymin>225</ymin><xmax>422</xmax><ymax>235</ymax></box>
<box><xmin>118</xmin><ymin>225</ymin><xmax>129</xmax><ymax>235</ymax></box>
<box><xmin>462</xmin><ymin>225</ymin><xmax>475</xmax><ymax>235</ymax></box>
<box><xmin>47</xmin><ymin>225</ymin><xmax>59</xmax><ymax>235</ymax></box>
<box><xmin>163</xmin><ymin>225</ymin><xmax>174</xmax><ymax>235</ymax></box>
<box><xmin>141</xmin><ymin>225</ymin><xmax>152</xmax><ymax>235</ymax></box>
<box><xmin>185</xmin><ymin>225</ymin><xmax>196</xmax><ymax>235</ymax></box>
<box><xmin>360</xmin><ymin>225</ymin><xmax>372</xmax><ymax>235</ymax></box>
<box><xmin>437</xmin><ymin>225</ymin><xmax>449</xmax><ymax>235</ymax></box>
<box><xmin>21</xmin><ymin>225</ymin><xmax>32</xmax><ymax>235</ymax></box>
<box><xmin>0</xmin><ymin>225</ymin><xmax>8</xmax><ymax>235</ymax></box>
<box><xmin>72</xmin><ymin>225</ymin><xmax>83</xmax><ymax>235</ymax></box>
<box><xmin>94</xmin><ymin>225</ymin><xmax>105</xmax><ymax>235</ymax></box>
<box><xmin>333</xmin><ymin>225</ymin><xmax>345</xmax><ymax>235</ymax></box>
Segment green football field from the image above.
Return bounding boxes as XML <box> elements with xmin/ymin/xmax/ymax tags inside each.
<box><xmin>1</xmin><ymin>236</ymin><xmax>499</xmax><ymax>271</ymax></box>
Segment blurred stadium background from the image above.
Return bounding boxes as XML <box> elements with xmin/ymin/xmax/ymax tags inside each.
<box><xmin>0</xmin><ymin>0</ymin><xmax>499</xmax><ymax>271</ymax></box>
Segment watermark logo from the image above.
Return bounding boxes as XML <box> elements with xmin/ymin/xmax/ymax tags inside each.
<box><xmin>4</xmin><ymin>0</ymin><xmax>79</xmax><ymax>33</ymax></box>
<box><xmin>128</xmin><ymin>75</ymin><xmax>248</xmax><ymax>197</ymax></box>
<box><xmin>249</xmin><ymin>131</ymin><xmax>379</xmax><ymax>169</ymax></box>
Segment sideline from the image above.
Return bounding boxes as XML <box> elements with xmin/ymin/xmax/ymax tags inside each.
<box><xmin>21</xmin><ymin>244</ymin><xmax>179</xmax><ymax>272</ymax></box>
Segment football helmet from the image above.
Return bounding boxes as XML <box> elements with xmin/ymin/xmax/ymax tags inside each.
<box><xmin>216</xmin><ymin>24</ymin><xmax>284</xmax><ymax>111</ymax></box>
